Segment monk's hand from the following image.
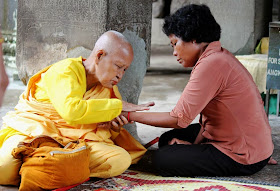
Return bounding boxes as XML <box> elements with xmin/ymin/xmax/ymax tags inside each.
<box><xmin>122</xmin><ymin>101</ymin><xmax>155</xmax><ymax>112</ymax></box>
<box><xmin>168</xmin><ymin>138</ymin><xmax>192</xmax><ymax>145</ymax></box>
<box><xmin>96</xmin><ymin>122</ymin><xmax>110</xmax><ymax>129</ymax></box>
<box><xmin>111</xmin><ymin>115</ymin><xmax>130</xmax><ymax>132</ymax></box>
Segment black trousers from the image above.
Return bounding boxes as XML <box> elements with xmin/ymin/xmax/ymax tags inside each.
<box><xmin>153</xmin><ymin>123</ymin><xmax>269</xmax><ymax>177</ymax></box>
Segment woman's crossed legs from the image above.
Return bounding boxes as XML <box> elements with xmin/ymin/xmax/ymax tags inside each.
<box><xmin>153</xmin><ymin>123</ymin><xmax>269</xmax><ymax>177</ymax></box>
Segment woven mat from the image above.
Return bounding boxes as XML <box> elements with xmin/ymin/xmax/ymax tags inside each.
<box><xmin>70</xmin><ymin>170</ymin><xmax>280</xmax><ymax>191</ymax></box>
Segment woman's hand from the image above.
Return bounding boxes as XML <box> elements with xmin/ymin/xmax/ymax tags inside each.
<box><xmin>122</xmin><ymin>101</ymin><xmax>155</xmax><ymax>112</ymax></box>
<box><xmin>168</xmin><ymin>138</ymin><xmax>192</xmax><ymax>145</ymax></box>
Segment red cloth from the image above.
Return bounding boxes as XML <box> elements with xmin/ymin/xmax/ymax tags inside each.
<box><xmin>53</xmin><ymin>178</ymin><xmax>90</xmax><ymax>191</ymax></box>
<box><xmin>144</xmin><ymin>137</ymin><xmax>159</xmax><ymax>148</ymax></box>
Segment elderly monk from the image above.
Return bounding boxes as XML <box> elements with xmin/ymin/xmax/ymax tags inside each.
<box><xmin>0</xmin><ymin>30</ymin><xmax>152</xmax><ymax>186</ymax></box>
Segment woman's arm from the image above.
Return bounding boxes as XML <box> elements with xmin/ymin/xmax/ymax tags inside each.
<box><xmin>123</xmin><ymin>111</ymin><xmax>182</xmax><ymax>129</ymax></box>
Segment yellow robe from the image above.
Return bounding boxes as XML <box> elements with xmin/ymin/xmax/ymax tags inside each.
<box><xmin>0</xmin><ymin>57</ymin><xmax>146</xmax><ymax>185</ymax></box>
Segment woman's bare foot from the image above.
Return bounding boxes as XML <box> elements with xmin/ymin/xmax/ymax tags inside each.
<box><xmin>268</xmin><ymin>157</ymin><xmax>277</xmax><ymax>165</ymax></box>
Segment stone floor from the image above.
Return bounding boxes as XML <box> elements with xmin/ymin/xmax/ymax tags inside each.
<box><xmin>0</xmin><ymin>52</ymin><xmax>280</xmax><ymax>190</ymax></box>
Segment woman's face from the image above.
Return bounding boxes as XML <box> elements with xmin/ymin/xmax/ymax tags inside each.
<box><xmin>169</xmin><ymin>34</ymin><xmax>201</xmax><ymax>68</ymax></box>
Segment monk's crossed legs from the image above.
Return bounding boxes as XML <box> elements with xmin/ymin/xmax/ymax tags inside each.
<box><xmin>0</xmin><ymin>134</ymin><xmax>27</xmax><ymax>185</ymax></box>
<box><xmin>87</xmin><ymin>141</ymin><xmax>131</xmax><ymax>178</ymax></box>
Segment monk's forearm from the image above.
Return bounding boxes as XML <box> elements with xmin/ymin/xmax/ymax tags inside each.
<box><xmin>129</xmin><ymin>112</ymin><xmax>181</xmax><ymax>129</ymax></box>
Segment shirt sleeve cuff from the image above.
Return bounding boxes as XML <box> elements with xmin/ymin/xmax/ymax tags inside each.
<box><xmin>170</xmin><ymin>109</ymin><xmax>192</xmax><ymax>128</ymax></box>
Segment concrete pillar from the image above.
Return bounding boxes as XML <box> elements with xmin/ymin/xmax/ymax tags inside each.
<box><xmin>16</xmin><ymin>0</ymin><xmax>152</xmax><ymax>141</ymax></box>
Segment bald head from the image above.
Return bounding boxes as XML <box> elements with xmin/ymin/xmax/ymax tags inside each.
<box><xmin>92</xmin><ymin>30</ymin><xmax>133</xmax><ymax>59</ymax></box>
<box><xmin>84</xmin><ymin>31</ymin><xmax>134</xmax><ymax>89</ymax></box>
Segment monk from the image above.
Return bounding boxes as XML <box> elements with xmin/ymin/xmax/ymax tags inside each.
<box><xmin>0</xmin><ymin>30</ymin><xmax>153</xmax><ymax>186</ymax></box>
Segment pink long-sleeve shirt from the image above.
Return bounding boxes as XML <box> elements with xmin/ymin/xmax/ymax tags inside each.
<box><xmin>170</xmin><ymin>41</ymin><xmax>274</xmax><ymax>165</ymax></box>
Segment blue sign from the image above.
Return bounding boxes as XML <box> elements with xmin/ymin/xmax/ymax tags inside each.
<box><xmin>267</xmin><ymin>22</ymin><xmax>280</xmax><ymax>90</ymax></box>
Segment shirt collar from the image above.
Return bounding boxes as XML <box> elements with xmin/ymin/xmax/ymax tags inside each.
<box><xmin>194</xmin><ymin>41</ymin><xmax>222</xmax><ymax>67</ymax></box>
<box><xmin>201</xmin><ymin>41</ymin><xmax>221</xmax><ymax>58</ymax></box>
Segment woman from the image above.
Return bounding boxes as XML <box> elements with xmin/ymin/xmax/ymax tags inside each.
<box><xmin>123</xmin><ymin>4</ymin><xmax>275</xmax><ymax>177</ymax></box>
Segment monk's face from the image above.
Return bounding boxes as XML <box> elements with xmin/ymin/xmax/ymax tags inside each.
<box><xmin>169</xmin><ymin>34</ymin><xmax>201</xmax><ymax>68</ymax></box>
<box><xmin>95</xmin><ymin>47</ymin><xmax>133</xmax><ymax>88</ymax></box>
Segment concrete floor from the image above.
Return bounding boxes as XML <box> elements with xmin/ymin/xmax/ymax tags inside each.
<box><xmin>0</xmin><ymin>53</ymin><xmax>280</xmax><ymax>190</ymax></box>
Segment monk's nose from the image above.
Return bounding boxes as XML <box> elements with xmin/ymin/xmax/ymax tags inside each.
<box><xmin>116</xmin><ymin>71</ymin><xmax>124</xmax><ymax>79</ymax></box>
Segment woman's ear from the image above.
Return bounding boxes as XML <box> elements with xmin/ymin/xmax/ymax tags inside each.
<box><xmin>95</xmin><ymin>49</ymin><xmax>105</xmax><ymax>64</ymax></box>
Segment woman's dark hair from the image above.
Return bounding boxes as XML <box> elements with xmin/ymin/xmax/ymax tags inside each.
<box><xmin>163</xmin><ymin>4</ymin><xmax>221</xmax><ymax>43</ymax></box>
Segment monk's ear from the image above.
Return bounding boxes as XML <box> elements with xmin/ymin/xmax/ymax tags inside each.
<box><xmin>95</xmin><ymin>49</ymin><xmax>106</xmax><ymax>64</ymax></box>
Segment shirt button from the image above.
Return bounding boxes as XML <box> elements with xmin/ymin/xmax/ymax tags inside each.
<box><xmin>178</xmin><ymin>113</ymin><xmax>183</xmax><ymax>118</ymax></box>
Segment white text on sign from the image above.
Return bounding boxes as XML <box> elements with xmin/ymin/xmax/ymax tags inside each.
<box><xmin>268</xmin><ymin>57</ymin><xmax>280</xmax><ymax>65</ymax></box>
